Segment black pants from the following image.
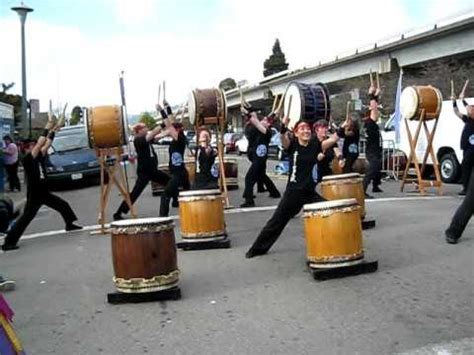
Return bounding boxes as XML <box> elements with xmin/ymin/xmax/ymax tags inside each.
<box><xmin>160</xmin><ymin>170</ymin><xmax>190</xmax><ymax>217</ymax></box>
<box><xmin>5</xmin><ymin>162</ymin><xmax>21</xmax><ymax>192</ymax></box>
<box><xmin>193</xmin><ymin>174</ymin><xmax>218</xmax><ymax>190</ymax></box>
<box><xmin>247</xmin><ymin>153</ymin><xmax>269</xmax><ymax>192</ymax></box>
<box><xmin>343</xmin><ymin>154</ymin><xmax>359</xmax><ymax>174</ymax></box>
<box><xmin>461</xmin><ymin>151</ymin><xmax>474</xmax><ymax>191</ymax></box>
<box><xmin>3</xmin><ymin>191</ymin><xmax>78</xmax><ymax>247</ymax></box>
<box><xmin>247</xmin><ymin>189</ymin><xmax>325</xmax><ymax>254</ymax></box>
<box><xmin>363</xmin><ymin>155</ymin><xmax>382</xmax><ymax>192</ymax></box>
<box><xmin>243</xmin><ymin>158</ymin><xmax>279</xmax><ymax>202</ymax></box>
<box><xmin>446</xmin><ymin>167</ymin><xmax>474</xmax><ymax>240</ymax></box>
<box><xmin>116</xmin><ymin>169</ymin><xmax>170</xmax><ymax>215</ymax></box>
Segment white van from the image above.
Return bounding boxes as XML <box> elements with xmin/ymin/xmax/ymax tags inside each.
<box><xmin>381</xmin><ymin>97</ymin><xmax>473</xmax><ymax>183</ymax></box>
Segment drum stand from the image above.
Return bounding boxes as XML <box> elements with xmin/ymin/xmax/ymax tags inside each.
<box><xmin>400</xmin><ymin>109</ymin><xmax>443</xmax><ymax>195</ymax></box>
<box><xmin>307</xmin><ymin>259</ymin><xmax>378</xmax><ymax>281</ymax></box>
<box><xmin>95</xmin><ymin>147</ymin><xmax>136</xmax><ymax>234</ymax></box>
<box><xmin>107</xmin><ymin>287</ymin><xmax>181</xmax><ymax>304</ymax></box>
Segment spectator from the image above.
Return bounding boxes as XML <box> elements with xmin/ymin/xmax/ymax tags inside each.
<box><xmin>2</xmin><ymin>136</ymin><xmax>21</xmax><ymax>193</ymax></box>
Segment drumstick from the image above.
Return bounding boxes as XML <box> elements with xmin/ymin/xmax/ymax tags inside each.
<box><xmin>157</xmin><ymin>83</ymin><xmax>162</xmax><ymax>105</ymax></box>
<box><xmin>271</xmin><ymin>94</ymin><xmax>280</xmax><ymax>113</ymax></box>
<box><xmin>460</xmin><ymin>79</ymin><xmax>469</xmax><ymax>97</ymax></box>
<box><xmin>451</xmin><ymin>80</ymin><xmax>455</xmax><ymax>99</ymax></box>
<box><xmin>346</xmin><ymin>101</ymin><xmax>351</xmax><ymax>121</ymax></box>
<box><xmin>369</xmin><ymin>70</ymin><xmax>374</xmax><ymax>87</ymax></box>
<box><xmin>286</xmin><ymin>95</ymin><xmax>293</xmax><ymax>125</ymax></box>
<box><xmin>376</xmin><ymin>72</ymin><xmax>380</xmax><ymax>89</ymax></box>
<box><xmin>48</xmin><ymin>99</ymin><xmax>53</xmax><ymax>122</ymax></box>
<box><xmin>163</xmin><ymin>80</ymin><xmax>166</xmax><ymax>102</ymax></box>
<box><xmin>276</xmin><ymin>93</ymin><xmax>285</xmax><ymax>115</ymax></box>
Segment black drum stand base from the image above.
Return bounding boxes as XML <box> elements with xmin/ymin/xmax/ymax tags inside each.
<box><xmin>177</xmin><ymin>237</ymin><xmax>231</xmax><ymax>251</ymax></box>
<box><xmin>308</xmin><ymin>259</ymin><xmax>378</xmax><ymax>281</ymax></box>
<box><xmin>107</xmin><ymin>286</ymin><xmax>181</xmax><ymax>304</ymax></box>
<box><xmin>362</xmin><ymin>219</ymin><xmax>376</xmax><ymax>230</ymax></box>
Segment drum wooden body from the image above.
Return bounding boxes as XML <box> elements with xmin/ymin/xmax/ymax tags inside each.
<box><xmin>400</xmin><ymin>85</ymin><xmax>442</xmax><ymax>120</ymax></box>
<box><xmin>178</xmin><ymin>189</ymin><xmax>226</xmax><ymax>241</ymax></box>
<box><xmin>212</xmin><ymin>158</ymin><xmax>238</xmax><ymax>189</ymax></box>
<box><xmin>303</xmin><ymin>199</ymin><xmax>363</xmax><ymax>268</ymax></box>
<box><xmin>87</xmin><ymin>105</ymin><xmax>125</xmax><ymax>148</ymax></box>
<box><xmin>110</xmin><ymin>217</ymin><xmax>179</xmax><ymax>293</ymax></box>
<box><xmin>151</xmin><ymin>161</ymin><xmax>196</xmax><ymax>196</ymax></box>
<box><xmin>283</xmin><ymin>82</ymin><xmax>330</xmax><ymax>130</ymax></box>
<box><xmin>188</xmin><ymin>88</ymin><xmax>227</xmax><ymax>128</ymax></box>
<box><xmin>321</xmin><ymin>173</ymin><xmax>366</xmax><ymax>219</ymax></box>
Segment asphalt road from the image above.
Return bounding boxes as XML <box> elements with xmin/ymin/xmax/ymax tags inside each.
<box><xmin>1</xmin><ymin>156</ymin><xmax>473</xmax><ymax>354</ymax></box>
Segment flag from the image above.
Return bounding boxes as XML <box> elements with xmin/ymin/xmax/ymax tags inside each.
<box><xmin>394</xmin><ymin>68</ymin><xmax>403</xmax><ymax>144</ymax></box>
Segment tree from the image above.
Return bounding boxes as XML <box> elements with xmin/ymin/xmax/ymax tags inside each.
<box><xmin>219</xmin><ymin>77</ymin><xmax>237</xmax><ymax>92</ymax></box>
<box><xmin>139</xmin><ymin>111</ymin><xmax>156</xmax><ymax>129</ymax></box>
<box><xmin>70</xmin><ymin>106</ymin><xmax>83</xmax><ymax>125</ymax></box>
<box><xmin>263</xmin><ymin>39</ymin><xmax>289</xmax><ymax>77</ymax></box>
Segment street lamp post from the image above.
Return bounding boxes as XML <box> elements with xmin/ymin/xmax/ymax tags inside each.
<box><xmin>11</xmin><ymin>2</ymin><xmax>34</xmax><ymax>138</ymax></box>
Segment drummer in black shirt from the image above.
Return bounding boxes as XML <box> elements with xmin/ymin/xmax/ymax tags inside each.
<box><xmin>113</xmin><ymin>122</ymin><xmax>170</xmax><ymax>220</ymax></box>
<box><xmin>313</xmin><ymin>119</ymin><xmax>343</xmax><ymax>181</ymax></box>
<box><xmin>363</xmin><ymin>85</ymin><xmax>383</xmax><ymax>198</ymax></box>
<box><xmin>193</xmin><ymin>128</ymin><xmax>218</xmax><ymax>190</ymax></box>
<box><xmin>156</xmin><ymin>102</ymin><xmax>190</xmax><ymax>217</ymax></box>
<box><xmin>245</xmin><ymin>119</ymin><xmax>338</xmax><ymax>258</ymax></box>
<box><xmin>337</xmin><ymin>115</ymin><xmax>360</xmax><ymax>173</ymax></box>
<box><xmin>452</xmin><ymin>89</ymin><xmax>474</xmax><ymax>196</ymax></box>
<box><xmin>241</xmin><ymin>108</ymin><xmax>280</xmax><ymax>207</ymax></box>
<box><xmin>2</xmin><ymin>121</ymin><xmax>82</xmax><ymax>251</ymax></box>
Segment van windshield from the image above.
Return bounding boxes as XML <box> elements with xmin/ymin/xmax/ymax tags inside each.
<box><xmin>52</xmin><ymin>132</ymin><xmax>89</xmax><ymax>152</ymax></box>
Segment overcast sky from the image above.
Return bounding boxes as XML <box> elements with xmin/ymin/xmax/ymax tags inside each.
<box><xmin>0</xmin><ymin>0</ymin><xmax>473</xmax><ymax>114</ymax></box>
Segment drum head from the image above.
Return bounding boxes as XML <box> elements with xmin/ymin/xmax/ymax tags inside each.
<box><xmin>322</xmin><ymin>173</ymin><xmax>362</xmax><ymax>181</ymax></box>
<box><xmin>283</xmin><ymin>83</ymin><xmax>303</xmax><ymax>130</ymax></box>
<box><xmin>400</xmin><ymin>87</ymin><xmax>419</xmax><ymax>120</ymax></box>
<box><xmin>179</xmin><ymin>189</ymin><xmax>221</xmax><ymax>197</ymax></box>
<box><xmin>188</xmin><ymin>91</ymin><xmax>197</xmax><ymax>125</ymax></box>
<box><xmin>303</xmin><ymin>198</ymin><xmax>358</xmax><ymax>212</ymax></box>
<box><xmin>111</xmin><ymin>217</ymin><xmax>173</xmax><ymax>228</ymax></box>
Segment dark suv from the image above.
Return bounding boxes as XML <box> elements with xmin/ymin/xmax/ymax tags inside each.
<box><xmin>45</xmin><ymin>125</ymin><xmax>102</xmax><ymax>183</ymax></box>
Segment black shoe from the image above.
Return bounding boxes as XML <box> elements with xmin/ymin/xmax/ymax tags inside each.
<box><xmin>65</xmin><ymin>223</ymin><xmax>83</xmax><ymax>231</ymax></box>
<box><xmin>113</xmin><ymin>213</ymin><xmax>124</xmax><ymax>221</ymax></box>
<box><xmin>245</xmin><ymin>249</ymin><xmax>266</xmax><ymax>258</ymax></box>
<box><xmin>257</xmin><ymin>188</ymin><xmax>267</xmax><ymax>193</ymax></box>
<box><xmin>269</xmin><ymin>192</ymin><xmax>281</xmax><ymax>198</ymax></box>
<box><xmin>240</xmin><ymin>200</ymin><xmax>255</xmax><ymax>208</ymax></box>
<box><xmin>1</xmin><ymin>244</ymin><xmax>19</xmax><ymax>252</ymax></box>
<box><xmin>458</xmin><ymin>190</ymin><xmax>466</xmax><ymax>196</ymax></box>
<box><xmin>445</xmin><ymin>231</ymin><xmax>459</xmax><ymax>244</ymax></box>
<box><xmin>172</xmin><ymin>200</ymin><xmax>179</xmax><ymax>208</ymax></box>
<box><xmin>365</xmin><ymin>193</ymin><xmax>374</xmax><ymax>199</ymax></box>
<box><xmin>372</xmin><ymin>186</ymin><xmax>383</xmax><ymax>193</ymax></box>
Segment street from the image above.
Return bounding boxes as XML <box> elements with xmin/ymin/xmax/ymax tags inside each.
<box><xmin>1</xmin><ymin>156</ymin><xmax>473</xmax><ymax>354</ymax></box>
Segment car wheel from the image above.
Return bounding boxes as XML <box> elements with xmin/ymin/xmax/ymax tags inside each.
<box><xmin>440</xmin><ymin>152</ymin><xmax>461</xmax><ymax>183</ymax></box>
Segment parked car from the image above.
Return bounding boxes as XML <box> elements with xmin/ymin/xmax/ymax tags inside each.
<box><xmin>223</xmin><ymin>133</ymin><xmax>242</xmax><ymax>153</ymax></box>
<box><xmin>45</xmin><ymin>125</ymin><xmax>107</xmax><ymax>184</ymax></box>
<box><xmin>235</xmin><ymin>128</ymin><xmax>285</xmax><ymax>159</ymax></box>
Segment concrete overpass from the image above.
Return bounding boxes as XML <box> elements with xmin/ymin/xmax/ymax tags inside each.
<box><xmin>225</xmin><ymin>15</ymin><xmax>474</xmax><ymax>108</ymax></box>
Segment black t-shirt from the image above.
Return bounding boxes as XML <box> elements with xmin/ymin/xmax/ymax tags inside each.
<box><xmin>246</xmin><ymin>125</ymin><xmax>271</xmax><ymax>160</ymax></box>
<box><xmin>318</xmin><ymin>144</ymin><xmax>335</xmax><ymax>182</ymax></box>
<box><xmin>23</xmin><ymin>152</ymin><xmax>47</xmax><ymax>191</ymax></box>
<box><xmin>196</xmin><ymin>146</ymin><xmax>217</xmax><ymax>181</ymax></box>
<box><xmin>460</xmin><ymin>115</ymin><xmax>474</xmax><ymax>153</ymax></box>
<box><xmin>364</xmin><ymin>119</ymin><xmax>382</xmax><ymax>158</ymax></box>
<box><xmin>337</xmin><ymin>127</ymin><xmax>360</xmax><ymax>157</ymax></box>
<box><xmin>134</xmin><ymin>135</ymin><xmax>158</xmax><ymax>173</ymax></box>
<box><xmin>169</xmin><ymin>133</ymin><xmax>187</xmax><ymax>173</ymax></box>
<box><xmin>286</xmin><ymin>137</ymin><xmax>322</xmax><ymax>191</ymax></box>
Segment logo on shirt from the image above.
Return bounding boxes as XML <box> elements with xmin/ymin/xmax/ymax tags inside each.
<box><xmin>256</xmin><ymin>144</ymin><xmax>267</xmax><ymax>158</ymax></box>
<box><xmin>312</xmin><ymin>163</ymin><xmax>319</xmax><ymax>183</ymax></box>
<box><xmin>211</xmin><ymin>164</ymin><xmax>219</xmax><ymax>178</ymax></box>
<box><xmin>348</xmin><ymin>143</ymin><xmax>358</xmax><ymax>154</ymax></box>
<box><xmin>171</xmin><ymin>152</ymin><xmax>183</xmax><ymax>166</ymax></box>
<box><xmin>469</xmin><ymin>134</ymin><xmax>474</xmax><ymax>146</ymax></box>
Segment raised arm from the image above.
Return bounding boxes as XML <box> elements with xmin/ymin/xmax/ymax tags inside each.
<box><xmin>321</xmin><ymin>133</ymin><xmax>339</xmax><ymax>151</ymax></box>
<box><xmin>32</xmin><ymin>120</ymin><xmax>55</xmax><ymax>158</ymax></box>
<box><xmin>157</xmin><ymin>101</ymin><xmax>179</xmax><ymax>140</ymax></box>
<box><xmin>280</xmin><ymin>116</ymin><xmax>291</xmax><ymax>150</ymax></box>
<box><xmin>248</xmin><ymin>112</ymin><xmax>267</xmax><ymax>134</ymax></box>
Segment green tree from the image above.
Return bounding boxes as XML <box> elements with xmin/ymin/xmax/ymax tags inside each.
<box><xmin>219</xmin><ymin>77</ymin><xmax>237</xmax><ymax>92</ymax></box>
<box><xmin>70</xmin><ymin>105</ymin><xmax>83</xmax><ymax>125</ymax></box>
<box><xmin>139</xmin><ymin>111</ymin><xmax>156</xmax><ymax>129</ymax></box>
<box><xmin>263</xmin><ymin>39</ymin><xmax>289</xmax><ymax>77</ymax></box>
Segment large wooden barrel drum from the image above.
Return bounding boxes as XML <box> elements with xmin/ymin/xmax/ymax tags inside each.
<box><xmin>212</xmin><ymin>157</ymin><xmax>239</xmax><ymax>189</ymax></box>
<box><xmin>188</xmin><ymin>88</ymin><xmax>227</xmax><ymax>129</ymax></box>
<box><xmin>86</xmin><ymin>105</ymin><xmax>126</xmax><ymax>149</ymax></box>
<box><xmin>400</xmin><ymin>85</ymin><xmax>442</xmax><ymax>121</ymax></box>
<box><xmin>303</xmin><ymin>199</ymin><xmax>364</xmax><ymax>269</ymax></box>
<box><xmin>110</xmin><ymin>217</ymin><xmax>179</xmax><ymax>293</ymax></box>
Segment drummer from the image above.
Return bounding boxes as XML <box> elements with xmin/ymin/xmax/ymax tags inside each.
<box><xmin>113</xmin><ymin>122</ymin><xmax>170</xmax><ymax>221</ymax></box>
<box><xmin>156</xmin><ymin>101</ymin><xmax>191</xmax><ymax>217</ymax></box>
<box><xmin>245</xmin><ymin>118</ymin><xmax>339</xmax><ymax>258</ymax></box>
<box><xmin>337</xmin><ymin>114</ymin><xmax>360</xmax><ymax>173</ymax></box>
<box><xmin>313</xmin><ymin>119</ymin><xmax>343</xmax><ymax>181</ymax></box>
<box><xmin>193</xmin><ymin>127</ymin><xmax>218</xmax><ymax>190</ymax></box>
<box><xmin>240</xmin><ymin>106</ymin><xmax>280</xmax><ymax>208</ymax></box>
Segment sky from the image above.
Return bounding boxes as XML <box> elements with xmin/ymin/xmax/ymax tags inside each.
<box><xmin>0</xmin><ymin>0</ymin><xmax>473</xmax><ymax>114</ymax></box>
